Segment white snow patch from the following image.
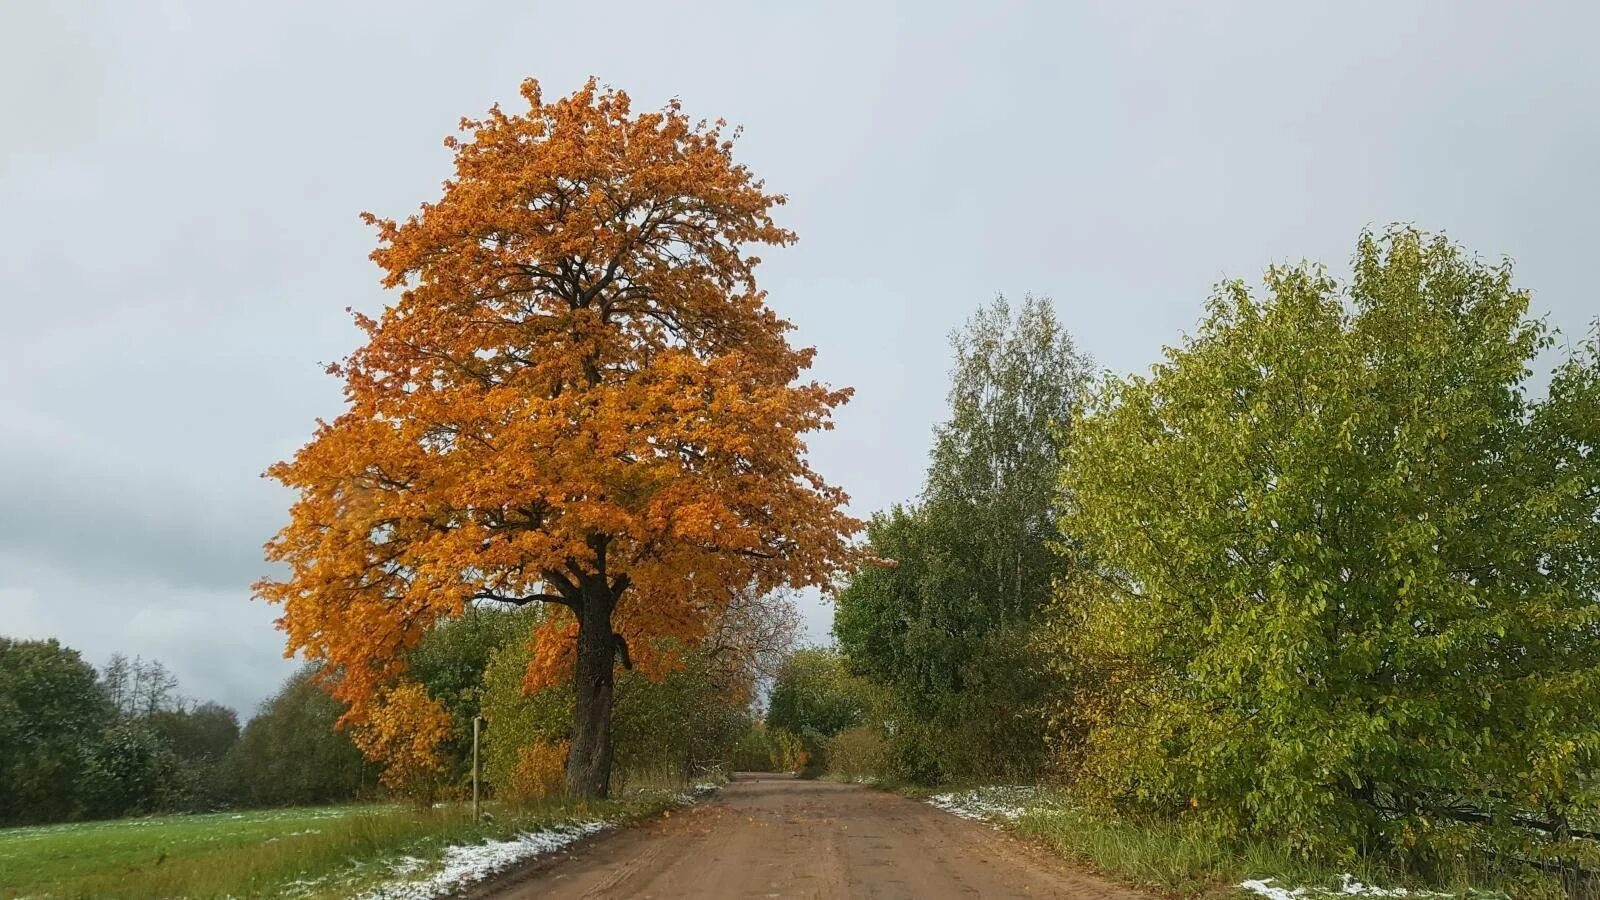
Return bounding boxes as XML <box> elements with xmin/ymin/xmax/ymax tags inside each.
<box><xmin>1239</xmin><ymin>874</ymin><xmax>1502</xmax><ymax>899</ymax></box>
<box><xmin>926</xmin><ymin>786</ymin><xmax>1036</xmax><ymax>823</ymax></box>
<box><xmin>675</xmin><ymin>782</ymin><xmax>721</xmax><ymax>804</ymax></box>
<box><xmin>388</xmin><ymin>855</ymin><xmax>425</xmax><ymax>876</ymax></box>
<box><xmin>359</xmin><ymin>821</ymin><xmax>609</xmax><ymax>900</ymax></box>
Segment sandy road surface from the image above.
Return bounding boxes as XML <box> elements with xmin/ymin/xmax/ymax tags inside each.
<box><xmin>482</xmin><ymin>773</ymin><xmax>1146</xmax><ymax>899</ymax></box>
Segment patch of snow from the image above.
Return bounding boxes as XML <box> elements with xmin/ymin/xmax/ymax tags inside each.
<box><xmin>1239</xmin><ymin>874</ymin><xmax>1503</xmax><ymax>899</ymax></box>
<box><xmin>926</xmin><ymin>786</ymin><xmax>1036</xmax><ymax>823</ymax></box>
<box><xmin>358</xmin><ymin>821</ymin><xmax>610</xmax><ymax>900</ymax></box>
<box><xmin>676</xmin><ymin>782</ymin><xmax>722</xmax><ymax>804</ymax></box>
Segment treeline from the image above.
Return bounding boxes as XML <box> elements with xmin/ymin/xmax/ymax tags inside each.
<box><xmin>781</xmin><ymin>228</ymin><xmax>1600</xmax><ymax>883</ymax></box>
<box><xmin>0</xmin><ymin>638</ymin><xmax>376</xmax><ymax>825</ymax></box>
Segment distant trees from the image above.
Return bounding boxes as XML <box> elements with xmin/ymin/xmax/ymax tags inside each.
<box><xmin>480</xmin><ymin>590</ymin><xmax>797</xmax><ymax>800</ymax></box>
<box><xmin>223</xmin><ymin>667</ymin><xmax>374</xmax><ymax>807</ymax></box>
<box><xmin>766</xmin><ymin>648</ymin><xmax>872</xmax><ymax>741</ymax></box>
<box><xmin>100</xmin><ymin>654</ymin><xmax>183</xmax><ymax>716</ymax></box>
<box><xmin>833</xmin><ymin>295</ymin><xmax>1089</xmax><ymax>782</ymax></box>
<box><xmin>1051</xmin><ymin>227</ymin><xmax>1600</xmax><ymax>861</ymax></box>
<box><xmin>0</xmin><ymin>640</ymin><xmax>252</xmax><ymax>823</ymax></box>
<box><xmin>765</xmin><ymin>648</ymin><xmax>877</xmax><ymax>777</ymax></box>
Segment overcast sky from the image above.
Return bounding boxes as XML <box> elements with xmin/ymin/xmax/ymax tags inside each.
<box><xmin>2</xmin><ymin>1</ymin><xmax>1596</xmax><ymax>716</ymax></box>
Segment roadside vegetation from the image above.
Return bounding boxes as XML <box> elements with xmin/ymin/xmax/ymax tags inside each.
<box><xmin>0</xmin><ymin>598</ymin><xmax>762</xmax><ymax>898</ymax></box>
<box><xmin>0</xmin><ymin>789</ymin><xmax>701</xmax><ymax>900</ymax></box>
<box><xmin>751</xmin><ymin>230</ymin><xmax>1600</xmax><ymax>898</ymax></box>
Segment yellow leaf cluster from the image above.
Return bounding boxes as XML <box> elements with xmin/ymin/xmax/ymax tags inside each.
<box><xmin>351</xmin><ymin>681</ymin><xmax>452</xmax><ymax>791</ymax></box>
<box><xmin>504</xmin><ymin>739</ymin><xmax>570</xmax><ymax>803</ymax></box>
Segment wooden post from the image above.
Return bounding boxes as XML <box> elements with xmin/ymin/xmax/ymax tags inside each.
<box><xmin>472</xmin><ymin>715</ymin><xmax>482</xmax><ymax>822</ymax></box>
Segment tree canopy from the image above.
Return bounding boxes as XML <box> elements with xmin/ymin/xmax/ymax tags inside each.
<box><xmin>1051</xmin><ymin>227</ymin><xmax>1600</xmax><ymax>859</ymax></box>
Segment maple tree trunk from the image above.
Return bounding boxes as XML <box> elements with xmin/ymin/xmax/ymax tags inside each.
<box><xmin>566</xmin><ymin>582</ymin><xmax>616</xmax><ymax>799</ymax></box>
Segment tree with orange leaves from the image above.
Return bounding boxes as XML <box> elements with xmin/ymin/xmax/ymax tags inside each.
<box><xmin>257</xmin><ymin>78</ymin><xmax>857</xmax><ymax>798</ymax></box>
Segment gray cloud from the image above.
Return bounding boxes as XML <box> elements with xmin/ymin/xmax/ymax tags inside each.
<box><xmin>2</xmin><ymin>0</ymin><xmax>1597</xmax><ymax>714</ymax></box>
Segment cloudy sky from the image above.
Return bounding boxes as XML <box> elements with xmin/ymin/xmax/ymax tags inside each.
<box><xmin>2</xmin><ymin>1</ymin><xmax>1596</xmax><ymax>716</ymax></box>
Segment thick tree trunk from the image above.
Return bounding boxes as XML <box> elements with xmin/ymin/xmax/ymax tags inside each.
<box><xmin>566</xmin><ymin>580</ymin><xmax>617</xmax><ymax>798</ymax></box>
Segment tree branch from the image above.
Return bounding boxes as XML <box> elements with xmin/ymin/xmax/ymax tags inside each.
<box><xmin>470</xmin><ymin>590</ymin><xmax>572</xmax><ymax>609</ymax></box>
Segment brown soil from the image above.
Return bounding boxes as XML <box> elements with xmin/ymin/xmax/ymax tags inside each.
<box><xmin>480</xmin><ymin>772</ymin><xmax>1150</xmax><ymax>899</ymax></box>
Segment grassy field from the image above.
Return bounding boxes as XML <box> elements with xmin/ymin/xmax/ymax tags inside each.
<box><xmin>0</xmin><ymin>790</ymin><xmax>694</xmax><ymax>900</ymax></box>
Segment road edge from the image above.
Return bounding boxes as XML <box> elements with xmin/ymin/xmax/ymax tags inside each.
<box><xmin>444</xmin><ymin>783</ymin><xmax>726</xmax><ymax>900</ymax></box>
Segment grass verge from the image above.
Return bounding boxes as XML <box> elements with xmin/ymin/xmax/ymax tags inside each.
<box><xmin>0</xmin><ymin>786</ymin><xmax>709</xmax><ymax>900</ymax></box>
<box><xmin>913</xmin><ymin>786</ymin><xmax>1557</xmax><ymax>899</ymax></box>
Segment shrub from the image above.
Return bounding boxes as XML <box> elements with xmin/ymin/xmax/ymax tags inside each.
<box><xmin>504</xmin><ymin>740</ymin><xmax>570</xmax><ymax>803</ymax></box>
<box><xmin>826</xmin><ymin>725</ymin><xmax>887</xmax><ymax>782</ymax></box>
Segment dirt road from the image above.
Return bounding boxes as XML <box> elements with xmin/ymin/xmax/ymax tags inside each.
<box><xmin>483</xmin><ymin>773</ymin><xmax>1146</xmax><ymax>899</ymax></box>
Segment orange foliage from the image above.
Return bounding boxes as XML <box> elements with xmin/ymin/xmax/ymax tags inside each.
<box><xmin>255</xmin><ymin>77</ymin><xmax>858</xmax><ymax>780</ymax></box>
<box><xmin>352</xmin><ymin>681</ymin><xmax>452</xmax><ymax>792</ymax></box>
<box><xmin>505</xmin><ymin>740</ymin><xmax>571</xmax><ymax>803</ymax></box>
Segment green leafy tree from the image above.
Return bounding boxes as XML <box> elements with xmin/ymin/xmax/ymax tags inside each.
<box><xmin>147</xmin><ymin>702</ymin><xmax>241</xmax><ymax>810</ymax></box>
<box><xmin>223</xmin><ymin>667</ymin><xmax>376</xmax><ymax>807</ymax></box>
<box><xmin>766</xmin><ymin>648</ymin><xmax>876</xmax><ymax>775</ymax></box>
<box><xmin>481</xmin><ymin>632</ymin><xmax>751</xmax><ymax>794</ymax></box>
<box><xmin>406</xmin><ymin>606</ymin><xmax>539</xmax><ymax>790</ymax></box>
<box><xmin>148</xmin><ymin>702</ymin><xmax>240</xmax><ymax>763</ymax></box>
<box><xmin>1051</xmin><ymin>227</ymin><xmax>1600</xmax><ymax>861</ymax></box>
<box><xmin>0</xmin><ymin>638</ymin><xmax>111</xmax><ymax>824</ymax></box>
<box><xmin>479</xmin><ymin>636</ymin><xmax>575</xmax><ymax>797</ymax></box>
<box><xmin>834</xmin><ymin>295</ymin><xmax>1088</xmax><ymax>781</ymax></box>
<box><xmin>80</xmin><ymin>718</ymin><xmax>186</xmax><ymax>818</ymax></box>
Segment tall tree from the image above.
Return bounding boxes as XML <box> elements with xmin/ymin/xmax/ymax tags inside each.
<box><xmin>1052</xmin><ymin>228</ymin><xmax>1600</xmax><ymax>857</ymax></box>
<box><xmin>258</xmin><ymin>78</ymin><xmax>856</xmax><ymax>797</ymax></box>
<box><xmin>99</xmin><ymin>654</ymin><xmax>182</xmax><ymax>716</ymax></box>
<box><xmin>833</xmin><ymin>295</ymin><xmax>1089</xmax><ymax>781</ymax></box>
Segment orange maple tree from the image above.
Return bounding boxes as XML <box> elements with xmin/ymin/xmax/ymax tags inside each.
<box><xmin>256</xmin><ymin>78</ymin><xmax>858</xmax><ymax>797</ymax></box>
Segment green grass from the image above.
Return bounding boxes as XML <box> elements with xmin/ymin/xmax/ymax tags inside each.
<box><xmin>896</xmin><ymin>786</ymin><xmax>1562</xmax><ymax>899</ymax></box>
<box><xmin>1007</xmin><ymin>792</ymin><xmax>1560</xmax><ymax>899</ymax></box>
<box><xmin>1014</xmin><ymin>797</ymin><xmax>1355</xmax><ymax>897</ymax></box>
<box><xmin>0</xmin><ymin>789</ymin><xmax>700</xmax><ymax>900</ymax></box>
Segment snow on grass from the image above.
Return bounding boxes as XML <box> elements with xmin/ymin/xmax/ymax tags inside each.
<box><xmin>926</xmin><ymin>786</ymin><xmax>1036</xmax><ymax>823</ymax></box>
<box><xmin>677</xmin><ymin>782</ymin><xmax>722</xmax><ymax>804</ymax></box>
<box><xmin>1239</xmin><ymin>874</ymin><xmax>1505</xmax><ymax>899</ymax></box>
<box><xmin>358</xmin><ymin>820</ymin><xmax>610</xmax><ymax>900</ymax></box>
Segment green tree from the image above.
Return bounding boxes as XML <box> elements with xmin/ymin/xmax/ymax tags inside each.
<box><xmin>223</xmin><ymin>667</ymin><xmax>376</xmax><ymax>807</ymax></box>
<box><xmin>1051</xmin><ymin>227</ymin><xmax>1600</xmax><ymax>861</ymax></box>
<box><xmin>147</xmin><ymin>702</ymin><xmax>241</xmax><ymax>810</ymax></box>
<box><xmin>406</xmin><ymin>606</ymin><xmax>538</xmax><ymax>790</ymax></box>
<box><xmin>833</xmin><ymin>295</ymin><xmax>1088</xmax><ymax>782</ymax></box>
<box><xmin>481</xmin><ymin>632</ymin><xmax>751</xmax><ymax>794</ymax></box>
<box><xmin>80</xmin><ymin>718</ymin><xmax>186</xmax><ymax>818</ymax></box>
<box><xmin>148</xmin><ymin>702</ymin><xmax>240</xmax><ymax>763</ymax></box>
<box><xmin>479</xmin><ymin>636</ymin><xmax>574</xmax><ymax>797</ymax></box>
<box><xmin>0</xmin><ymin>638</ymin><xmax>111</xmax><ymax>824</ymax></box>
<box><xmin>766</xmin><ymin>648</ymin><xmax>876</xmax><ymax>775</ymax></box>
